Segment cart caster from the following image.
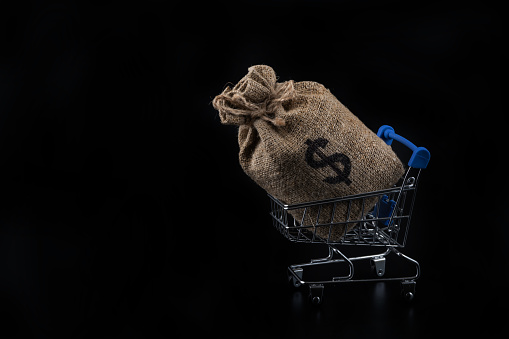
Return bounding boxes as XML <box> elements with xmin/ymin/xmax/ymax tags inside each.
<box><xmin>309</xmin><ymin>284</ymin><xmax>324</xmax><ymax>305</ymax></box>
<box><xmin>404</xmin><ymin>292</ymin><xmax>414</xmax><ymax>301</ymax></box>
<box><xmin>401</xmin><ymin>280</ymin><xmax>416</xmax><ymax>301</ymax></box>
<box><xmin>288</xmin><ymin>267</ymin><xmax>303</xmax><ymax>288</ymax></box>
<box><xmin>370</xmin><ymin>256</ymin><xmax>386</xmax><ymax>277</ymax></box>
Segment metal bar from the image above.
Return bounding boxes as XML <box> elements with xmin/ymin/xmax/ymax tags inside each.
<box><xmin>279</xmin><ymin>185</ymin><xmax>415</xmax><ymax>210</ymax></box>
<box><xmin>347</xmin><ymin>247</ymin><xmax>392</xmax><ymax>261</ymax></box>
<box><xmin>300</xmin><ymin>207</ymin><xmax>307</xmax><ymax>226</ymax></box>
<box><xmin>374</xmin><ymin>194</ymin><xmax>382</xmax><ymax>243</ymax></box>
<box><xmin>345</xmin><ymin>200</ymin><xmax>352</xmax><ymax>239</ymax></box>
<box><xmin>403</xmin><ymin>169</ymin><xmax>422</xmax><ymax>246</ymax></box>
<box><xmin>328</xmin><ymin>203</ymin><xmax>336</xmax><ymax>242</ymax></box>
<box><xmin>397</xmin><ymin>189</ymin><xmax>408</xmax><ymax>244</ymax></box>
<box><xmin>310</xmin><ymin>246</ymin><xmax>334</xmax><ymax>263</ymax></box>
<box><xmin>287</xmin><ymin>247</ymin><xmax>420</xmax><ymax>285</ymax></box>
<box><xmin>387</xmin><ymin>167</ymin><xmax>411</xmax><ymax>227</ymax></box>
<box><xmin>390</xmin><ymin>247</ymin><xmax>420</xmax><ymax>279</ymax></box>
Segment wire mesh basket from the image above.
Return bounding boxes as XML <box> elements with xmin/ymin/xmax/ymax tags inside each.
<box><xmin>269</xmin><ymin>167</ymin><xmax>420</xmax><ymax>247</ymax></box>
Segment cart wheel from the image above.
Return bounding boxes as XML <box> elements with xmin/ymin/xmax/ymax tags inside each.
<box><xmin>404</xmin><ymin>292</ymin><xmax>414</xmax><ymax>301</ymax></box>
<box><xmin>309</xmin><ymin>284</ymin><xmax>324</xmax><ymax>305</ymax></box>
<box><xmin>400</xmin><ymin>280</ymin><xmax>416</xmax><ymax>302</ymax></box>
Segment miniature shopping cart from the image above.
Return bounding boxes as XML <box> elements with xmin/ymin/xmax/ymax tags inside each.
<box><xmin>269</xmin><ymin>125</ymin><xmax>430</xmax><ymax>304</ymax></box>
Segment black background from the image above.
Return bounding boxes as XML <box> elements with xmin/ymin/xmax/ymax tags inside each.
<box><xmin>0</xmin><ymin>0</ymin><xmax>506</xmax><ymax>338</ymax></box>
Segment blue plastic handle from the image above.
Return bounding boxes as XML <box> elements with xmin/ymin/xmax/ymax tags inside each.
<box><xmin>377</xmin><ymin>125</ymin><xmax>430</xmax><ymax>169</ymax></box>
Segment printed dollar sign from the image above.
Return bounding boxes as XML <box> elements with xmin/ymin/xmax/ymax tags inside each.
<box><xmin>305</xmin><ymin>138</ymin><xmax>352</xmax><ymax>185</ymax></box>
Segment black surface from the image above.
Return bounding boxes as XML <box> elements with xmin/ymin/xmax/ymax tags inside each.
<box><xmin>0</xmin><ymin>1</ymin><xmax>506</xmax><ymax>338</ymax></box>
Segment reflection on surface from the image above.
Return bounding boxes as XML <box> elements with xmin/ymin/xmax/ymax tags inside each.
<box><xmin>289</xmin><ymin>281</ymin><xmax>417</xmax><ymax>336</ymax></box>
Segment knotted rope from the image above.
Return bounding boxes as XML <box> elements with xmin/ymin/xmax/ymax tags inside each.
<box><xmin>212</xmin><ymin>80</ymin><xmax>296</xmax><ymax>127</ymax></box>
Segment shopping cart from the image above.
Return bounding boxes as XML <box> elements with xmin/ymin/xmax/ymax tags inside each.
<box><xmin>269</xmin><ymin>125</ymin><xmax>430</xmax><ymax>304</ymax></box>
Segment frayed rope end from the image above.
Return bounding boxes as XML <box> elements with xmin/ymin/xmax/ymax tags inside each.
<box><xmin>273</xmin><ymin>117</ymin><xmax>286</xmax><ymax>126</ymax></box>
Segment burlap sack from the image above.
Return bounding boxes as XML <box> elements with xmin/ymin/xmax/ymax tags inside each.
<box><xmin>213</xmin><ymin>65</ymin><xmax>404</xmax><ymax>241</ymax></box>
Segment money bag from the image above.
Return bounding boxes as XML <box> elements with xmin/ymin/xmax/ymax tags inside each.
<box><xmin>213</xmin><ymin>65</ymin><xmax>404</xmax><ymax>240</ymax></box>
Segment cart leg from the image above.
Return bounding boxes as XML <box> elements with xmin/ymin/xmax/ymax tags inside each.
<box><xmin>309</xmin><ymin>284</ymin><xmax>324</xmax><ymax>305</ymax></box>
<box><xmin>288</xmin><ymin>267</ymin><xmax>303</xmax><ymax>288</ymax></box>
<box><xmin>370</xmin><ymin>256</ymin><xmax>386</xmax><ymax>277</ymax></box>
<box><xmin>390</xmin><ymin>247</ymin><xmax>421</xmax><ymax>280</ymax></box>
<box><xmin>401</xmin><ymin>280</ymin><xmax>416</xmax><ymax>301</ymax></box>
<box><xmin>311</xmin><ymin>246</ymin><xmax>334</xmax><ymax>263</ymax></box>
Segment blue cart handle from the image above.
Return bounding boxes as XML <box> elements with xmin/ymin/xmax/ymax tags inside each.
<box><xmin>377</xmin><ymin>125</ymin><xmax>430</xmax><ymax>169</ymax></box>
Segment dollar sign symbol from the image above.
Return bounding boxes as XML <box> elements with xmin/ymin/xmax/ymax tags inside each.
<box><xmin>305</xmin><ymin>138</ymin><xmax>352</xmax><ymax>185</ymax></box>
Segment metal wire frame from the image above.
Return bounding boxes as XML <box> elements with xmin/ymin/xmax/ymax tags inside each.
<box><xmin>287</xmin><ymin>245</ymin><xmax>421</xmax><ymax>285</ymax></box>
<box><xmin>270</xmin><ymin>167</ymin><xmax>423</xmax><ymax>302</ymax></box>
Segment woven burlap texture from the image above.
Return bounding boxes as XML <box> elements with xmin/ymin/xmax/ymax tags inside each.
<box><xmin>213</xmin><ymin>65</ymin><xmax>405</xmax><ymax>240</ymax></box>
